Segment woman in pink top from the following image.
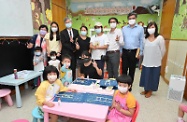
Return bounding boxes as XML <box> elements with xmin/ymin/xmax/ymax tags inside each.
<box><xmin>107</xmin><ymin>75</ymin><xmax>136</xmax><ymax>122</ymax></box>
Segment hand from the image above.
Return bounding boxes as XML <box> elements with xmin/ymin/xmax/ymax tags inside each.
<box><xmin>27</xmin><ymin>43</ymin><xmax>32</xmax><ymax>49</ymax></box>
<box><xmin>45</xmin><ymin>101</ymin><xmax>55</xmax><ymax>107</ymax></box>
<box><xmin>92</xmin><ymin>60</ymin><xmax>97</xmax><ymax>68</ymax></box>
<box><xmin>79</xmin><ymin>76</ymin><xmax>85</xmax><ymax>79</ymax></box>
<box><xmin>67</xmin><ymin>89</ymin><xmax>77</xmax><ymax>92</ymax></box>
<box><xmin>70</xmin><ymin>37</ymin><xmax>74</xmax><ymax>43</ymax></box>
<box><xmin>115</xmin><ymin>35</ymin><xmax>120</xmax><ymax>41</ymax></box>
<box><xmin>40</xmin><ymin>57</ymin><xmax>43</xmax><ymax>61</ymax></box>
<box><xmin>109</xmin><ymin>103</ymin><xmax>115</xmax><ymax>110</ymax></box>
<box><xmin>57</xmin><ymin>52</ymin><xmax>61</xmax><ymax>57</ymax></box>
<box><xmin>114</xmin><ymin>101</ymin><xmax>122</xmax><ymax>112</ymax></box>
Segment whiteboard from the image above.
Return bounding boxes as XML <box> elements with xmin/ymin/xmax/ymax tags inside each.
<box><xmin>0</xmin><ymin>0</ymin><xmax>33</xmax><ymax>37</ymax></box>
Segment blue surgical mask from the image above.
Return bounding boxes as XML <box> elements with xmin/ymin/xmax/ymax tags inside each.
<box><xmin>95</xmin><ymin>28</ymin><xmax>101</xmax><ymax>34</ymax></box>
<box><xmin>80</xmin><ymin>31</ymin><xmax>87</xmax><ymax>36</ymax></box>
<box><xmin>65</xmin><ymin>23</ymin><xmax>72</xmax><ymax>28</ymax></box>
<box><xmin>35</xmin><ymin>52</ymin><xmax>41</xmax><ymax>56</ymax></box>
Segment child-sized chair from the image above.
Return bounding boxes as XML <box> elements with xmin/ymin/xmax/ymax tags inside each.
<box><xmin>32</xmin><ymin>107</ymin><xmax>44</xmax><ymax>122</ymax></box>
<box><xmin>131</xmin><ymin>101</ymin><xmax>140</xmax><ymax>122</ymax></box>
<box><xmin>0</xmin><ymin>89</ymin><xmax>13</xmax><ymax>110</ymax></box>
<box><xmin>12</xmin><ymin>119</ymin><xmax>29</xmax><ymax>122</ymax></box>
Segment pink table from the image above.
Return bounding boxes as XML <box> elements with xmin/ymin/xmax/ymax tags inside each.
<box><xmin>43</xmin><ymin>102</ymin><xmax>109</xmax><ymax>122</ymax></box>
<box><xmin>43</xmin><ymin>84</ymin><xmax>114</xmax><ymax>122</ymax></box>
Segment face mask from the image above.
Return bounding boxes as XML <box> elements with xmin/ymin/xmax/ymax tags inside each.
<box><xmin>110</xmin><ymin>23</ymin><xmax>117</xmax><ymax>28</ymax></box>
<box><xmin>35</xmin><ymin>52</ymin><xmax>41</xmax><ymax>56</ymax></box>
<box><xmin>51</xmin><ymin>56</ymin><xmax>56</xmax><ymax>60</ymax></box>
<box><xmin>51</xmin><ymin>27</ymin><xmax>58</xmax><ymax>32</ymax></box>
<box><xmin>118</xmin><ymin>85</ymin><xmax>128</xmax><ymax>93</ymax></box>
<box><xmin>80</xmin><ymin>31</ymin><xmax>87</xmax><ymax>36</ymax></box>
<box><xmin>65</xmin><ymin>23</ymin><xmax>72</xmax><ymax>28</ymax></box>
<box><xmin>47</xmin><ymin>75</ymin><xmax>57</xmax><ymax>82</ymax></box>
<box><xmin>39</xmin><ymin>30</ymin><xmax>47</xmax><ymax>36</ymax></box>
<box><xmin>66</xmin><ymin>63</ymin><xmax>71</xmax><ymax>67</ymax></box>
<box><xmin>83</xmin><ymin>58</ymin><xmax>91</xmax><ymax>63</ymax></box>
<box><xmin>128</xmin><ymin>19</ymin><xmax>136</xmax><ymax>25</ymax></box>
<box><xmin>95</xmin><ymin>28</ymin><xmax>101</xmax><ymax>34</ymax></box>
<box><xmin>147</xmin><ymin>28</ymin><xmax>155</xmax><ymax>35</ymax></box>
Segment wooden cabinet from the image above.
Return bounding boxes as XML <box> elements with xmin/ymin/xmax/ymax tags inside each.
<box><xmin>52</xmin><ymin>0</ymin><xmax>66</xmax><ymax>31</ymax></box>
<box><xmin>183</xmin><ymin>54</ymin><xmax>187</xmax><ymax>100</ymax></box>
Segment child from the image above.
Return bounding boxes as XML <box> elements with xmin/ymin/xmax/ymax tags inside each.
<box><xmin>33</xmin><ymin>46</ymin><xmax>44</xmax><ymax>89</ymax></box>
<box><xmin>177</xmin><ymin>103</ymin><xmax>187</xmax><ymax>122</ymax></box>
<box><xmin>48</xmin><ymin>51</ymin><xmax>61</xmax><ymax>71</ymax></box>
<box><xmin>79</xmin><ymin>51</ymin><xmax>102</xmax><ymax>79</ymax></box>
<box><xmin>35</xmin><ymin>65</ymin><xmax>75</xmax><ymax>122</ymax></box>
<box><xmin>60</xmin><ymin>54</ymin><xmax>72</xmax><ymax>87</ymax></box>
<box><xmin>107</xmin><ymin>74</ymin><xmax>136</xmax><ymax>122</ymax></box>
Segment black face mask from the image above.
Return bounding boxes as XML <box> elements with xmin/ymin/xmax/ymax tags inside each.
<box><xmin>83</xmin><ymin>58</ymin><xmax>91</xmax><ymax>63</ymax></box>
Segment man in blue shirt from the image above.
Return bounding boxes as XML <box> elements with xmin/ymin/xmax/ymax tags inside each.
<box><xmin>122</xmin><ymin>12</ymin><xmax>144</xmax><ymax>90</ymax></box>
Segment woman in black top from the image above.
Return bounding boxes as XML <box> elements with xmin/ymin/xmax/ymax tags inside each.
<box><xmin>76</xmin><ymin>25</ymin><xmax>90</xmax><ymax>59</ymax></box>
<box><xmin>79</xmin><ymin>51</ymin><xmax>102</xmax><ymax>79</ymax></box>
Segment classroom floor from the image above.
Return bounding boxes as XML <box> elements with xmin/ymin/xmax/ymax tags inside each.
<box><xmin>0</xmin><ymin>69</ymin><xmax>186</xmax><ymax>122</ymax></box>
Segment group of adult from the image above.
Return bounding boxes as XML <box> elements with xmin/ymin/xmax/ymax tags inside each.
<box><xmin>27</xmin><ymin>12</ymin><xmax>166</xmax><ymax>98</ymax></box>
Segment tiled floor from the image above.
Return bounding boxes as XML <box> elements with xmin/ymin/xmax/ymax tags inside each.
<box><xmin>0</xmin><ymin>69</ymin><xmax>186</xmax><ymax>122</ymax></box>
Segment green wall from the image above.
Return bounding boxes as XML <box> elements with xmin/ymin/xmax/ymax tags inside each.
<box><xmin>70</xmin><ymin>14</ymin><xmax>159</xmax><ymax>33</ymax></box>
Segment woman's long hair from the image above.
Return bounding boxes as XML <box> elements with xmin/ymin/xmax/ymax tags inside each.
<box><xmin>145</xmin><ymin>21</ymin><xmax>159</xmax><ymax>39</ymax></box>
<box><xmin>50</xmin><ymin>21</ymin><xmax>60</xmax><ymax>41</ymax></box>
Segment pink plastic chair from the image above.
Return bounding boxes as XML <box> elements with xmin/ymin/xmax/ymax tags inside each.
<box><xmin>131</xmin><ymin>101</ymin><xmax>140</xmax><ymax>122</ymax></box>
<box><xmin>12</xmin><ymin>119</ymin><xmax>29</xmax><ymax>122</ymax></box>
<box><xmin>0</xmin><ymin>89</ymin><xmax>13</xmax><ymax>109</ymax></box>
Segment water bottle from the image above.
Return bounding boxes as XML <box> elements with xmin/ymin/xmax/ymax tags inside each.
<box><xmin>14</xmin><ymin>69</ymin><xmax>18</xmax><ymax>79</ymax></box>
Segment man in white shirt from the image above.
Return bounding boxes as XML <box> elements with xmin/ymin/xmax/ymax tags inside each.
<box><xmin>90</xmin><ymin>22</ymin><xmax>109</xmax><ymax>78</ymax></box>
<box><xmin>107</xmin><ymin>17</ymin><xmax>124</xmax><ymax>78</ymax></box>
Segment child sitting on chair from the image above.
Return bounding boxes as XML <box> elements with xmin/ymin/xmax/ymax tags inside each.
<box><xmin>48</xmin><ymin>51</ymin><xmax>61</xmax><ymax>71</ymax></box>
<box><xmin>177</xmin><ymin>103</ymin><xmax>187</xmax><ymax>122</ymax></box>
<box><xmin>35</xmin><ymin>65</ymin><xmax>75</xmax><ymax>122</ymax></box>
<box><xmin>107</xmin><ymin>74</ymin><xmax>136</xmax><ymax>122</ymax></box>
<box><xmin>60</xmin><ymin>54</ymin><xmax>72</xmax><ymax>87</ymax></box>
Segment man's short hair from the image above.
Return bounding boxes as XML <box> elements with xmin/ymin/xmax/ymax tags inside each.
<box><xmin>64</xmin><ymin>17</ymin><xmax>72</xmax><ymax>22</ymax></box>
<box><xmin>127</xmin><ymin>12</ymin><xmax>137</xmax><ymax>19</ymax></box>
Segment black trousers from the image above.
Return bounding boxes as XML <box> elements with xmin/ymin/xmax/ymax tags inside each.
<box><xmin>70</xmin><ymin>55</ymin><xmax>76</xmax><ymax>81</ymax></box>
<box><xmin>122</xmin><ymin>49</ymin><xmax>137</xmax><ymax>83</ymax></box>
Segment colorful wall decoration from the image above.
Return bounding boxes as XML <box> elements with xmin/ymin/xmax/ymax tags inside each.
<box><xmin>67</xmin><ymin>0</ymin><xmax>161</xmax><ymax>32</ymax></box>
<box><xmin>31</xmin><ymin>0</ymin><xmax>52</xmax><ymax>33</ymax></box>
<box><xmin>171</xmin><ymin>0</ymin><xmax>187</xmax><ymax>40</ymax></box>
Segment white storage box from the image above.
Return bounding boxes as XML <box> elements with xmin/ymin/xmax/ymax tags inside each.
<box><xmin>167</xmin><ymin>75</ymin><xmax>186</xmax><ymax>102</ymax></box>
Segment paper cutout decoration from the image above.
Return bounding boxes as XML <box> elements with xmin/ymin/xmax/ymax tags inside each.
<box><xmin>53</xmin><ymin>92</ymin><xmax>113</xmax><ymax>106</ymax></box>
<box><xmin>72</xmin><ymin>78</ymin><xmax>96</xmax><ymax>86</ymax></box>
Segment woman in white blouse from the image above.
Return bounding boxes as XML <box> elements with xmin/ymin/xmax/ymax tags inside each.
<box><xmin>139</xmin><ymin>21</ymin><xmax>166</xmax><ymax>98</ymax></box>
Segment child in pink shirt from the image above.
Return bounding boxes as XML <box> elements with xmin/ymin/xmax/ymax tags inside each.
<box><xmin>177</xmin><ymin>103</ymin><xmax>187</xmax><ymax>122</ymax></box>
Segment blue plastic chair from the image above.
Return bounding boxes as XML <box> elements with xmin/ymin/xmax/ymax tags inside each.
<box><xmin>32</xmin><ymin>107</ymin><xmax>44</xmax><ymax>122</ymax></box>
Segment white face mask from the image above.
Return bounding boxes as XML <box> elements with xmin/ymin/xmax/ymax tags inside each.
<box><xmin>66</xmin><ymin>63</ymin><xmax>71</xmax><ymax>67</ymax></box>
<box><xmin>147</xmin><ymin>28</ymin><xmax>155</xmax><ymax>35</ymax></box>
<box><xmin>128</xmin><ymin>19</ymin><xmax>136</xmax><ymax>25</ymax></box>
<box><xmin>47</xmin><ymin>75</ymin><xmax>57</xmax><ymax>82</ymax></box>
<box><xmin>110</xmin><ymin>23</ymin><xmax>117</xmax><ymax>28</ymax></box>
<box><xmin>118</xmin><ymin>85</ymin><xmax>128</xmax><ymax>93</ymax></box>
<box><xmin>51</xmin><ymin>56</ymin><xmax>56</xmax><ymax>60</ymax></box>
<box><xmin>51</xmin><ymin>27</ymin><xmax>58</xmax><ymax>32</ymax></box>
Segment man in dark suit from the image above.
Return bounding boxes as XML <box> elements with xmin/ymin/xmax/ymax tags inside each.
<box><xmin>60</xmin><ymin>17</ymin><xmax>79</xmax><ymax>80</ymax></box>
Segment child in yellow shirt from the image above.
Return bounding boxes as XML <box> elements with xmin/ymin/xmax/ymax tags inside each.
<box><xmin>107</xmin><ymin>74</ymin><xmax>136</xmax><ymax>122</ymax></box>
<box><xmin>35</xmin><ymin>65</ymin><xmax>75</xmax><ymax>122</ymax></box>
